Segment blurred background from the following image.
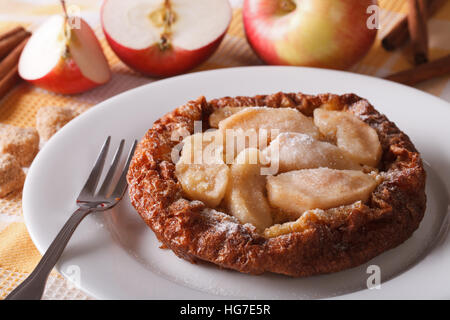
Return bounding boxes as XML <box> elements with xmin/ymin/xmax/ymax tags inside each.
<box><xmin>0</xmin><ymin>0</ymin><xmax>448</xmax><ymax>131</ymax></box>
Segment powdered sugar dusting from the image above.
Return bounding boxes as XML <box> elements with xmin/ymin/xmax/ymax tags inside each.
<box><xmin>201</xmin><ymin>208</ymin><xmax>243</xmax><ymax>237</ymax></box>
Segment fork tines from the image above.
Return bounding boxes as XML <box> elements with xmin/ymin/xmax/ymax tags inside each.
<box><xmin>77</xmin><ymin>137</ymin><xmax>137</xmax><ymax>203</ymax></box>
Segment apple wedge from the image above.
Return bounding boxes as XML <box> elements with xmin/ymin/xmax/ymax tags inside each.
<box><xmin>267</xmin><ymin>168</ymin><xmax>378</xmax><ymax>217</ymax></box>
<box><xmin>19</xmin><ymin>15</ymin><xmax>111</xmax><ymax>94</ymax></box>
<box><xmin>101</xmin><ymin>0</ymin><xmax>232</xmax><ymax>77</ymax></box>
<box><xmin>225</xmin><ymin>148</ymin><xmax>273</xmax><ymax>231</ymax></box>
<box><xmin>313</xmin><ymin>109</ymin><xmax>382</xmax><ymax>167</ymax></box>
<box><xmin>261</xmin><ymin>132</ymin><xmax>362</xmax><ymax>173</ymax></box>
<box><xmin>175</xmin><ymin>131</ymin><xmax>229</xmax><ymax>208</ymax></box>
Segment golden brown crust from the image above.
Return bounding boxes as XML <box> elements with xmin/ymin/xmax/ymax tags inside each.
<box><xmin>127</xmin><ymin>92</ymin><xmax>426</xmax><ymax>277</ymax></box>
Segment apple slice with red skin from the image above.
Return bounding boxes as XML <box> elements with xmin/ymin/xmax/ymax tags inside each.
<box><xmin>19</xmin><ymin>15</ymin><xmax>111</xmax><ymax>95</ymax></box>
<box><xmin>243</xmin><ymin>0</ymin><xmax>377</xmax><ymax>69</ymax></box>
<box><xmin>101</xmin><ymin>0</ymin><xmax>232</xmax><ymax>77</ymax></box>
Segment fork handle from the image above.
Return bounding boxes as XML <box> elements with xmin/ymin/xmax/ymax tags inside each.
<box><xmin>5</xmin><ymin>208</ymin><xmax>91</xmax><ymax>300</ymax></box>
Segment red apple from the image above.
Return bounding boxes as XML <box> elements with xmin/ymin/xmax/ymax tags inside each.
<box><xmin>101</xmin><ymin>0</ymin><xmax>232</xmax><ymax>77</ymax></box>
<box><xmin>19</xmin><ymin>15</ymin><xmax>111</xmax><ymax>94</ymax></box>
<box><xmin>243</xmin><ymin>0</ymin><xmax>378</xmax><ymax>70</ymax></box>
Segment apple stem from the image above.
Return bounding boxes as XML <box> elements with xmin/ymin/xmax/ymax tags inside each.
<box><xmin>59</xmin><ymin>0</ymin><xmax>72</xmax><ymax>57</ymax></box>
<box><xmin>279</xmin><ymin>0</ymin><xmax>296</xmax><ymax>13</ymax></box>
<box><xmin>60</xmin><ymin>0</ymin><xmax>69</xmax><ymax>22</ymax></box>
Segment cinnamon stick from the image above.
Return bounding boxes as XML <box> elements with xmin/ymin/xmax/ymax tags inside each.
<box><xmin>382</xmin><ymin>17</ymin><xmax>410</xmax><ymax>51</ymax></box>
<box><xmin>384</xmin><ymin>54</ymin><xmax>450</xmax><ymax>85</ymax></box>
<box><xmin>382</xmin><ymin>0</ymin><xmax>446</xmax><ymax>51</ymax></box>
<box><xmin>0</xmin><ymin>28</ymin><xmax>30</xmax><ymax>60</ymax></box>
<box><xmin>0</xmin><ymin>26</ymin><xmax>25</xmax><ymax>41</ymax></box>
<box><xmin>0</xmin><ymin>65</ymin><xmax>19</xmax><ymax>100</ymax></box>
<box><xmin>408</xmin><ymin>0</ymin><xmax>429</xmax><ymax>65</ymax></box>
<box><xmin>0</xmin><ymin>35</ymin><xmax>29</xmax><ymax>79</ymax></box>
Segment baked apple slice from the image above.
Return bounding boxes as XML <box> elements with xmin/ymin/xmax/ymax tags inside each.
<box><xmin>225</xmin><ymin>148</ymin><xmax>272</xmax><ymax>231</ymax></box>
<box><xmin>261</xmin><ymin>132</ymin><xmax>361</xmax><ymax>173</ymax></box>
<box><xmin>175</xmin><ymin>131</ymin><xmax>229</xmax><ymax>208</ymax></box>
<box><xmin>267</xmin><ymin>168</ymin><xmax>377</xmax><ymax>217</ymax></box>
<box><xmin>313</xmin><ymin>109</ymin><xmax>382</xmax><ymax>167</ymax></box>
<box><xmin>209</xmin><ymin>107</ymin><xmax>246</xmax><ymax>128</ymax></box>
<box><xmin>219</xmin><ymin>107</ymin><xmax>319</xmax><ymax>141</ymax></box>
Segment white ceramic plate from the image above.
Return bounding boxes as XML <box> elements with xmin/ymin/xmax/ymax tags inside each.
<box><xmin>23</xmin><ymin>66</ymin><xmax>450</xmax><ymax>300</ymax></box>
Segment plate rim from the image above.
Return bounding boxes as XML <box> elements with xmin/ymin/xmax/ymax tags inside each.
<box><xmin>22</xmin><ymin>66</ymin><xmax>450</xmax><ymax>299</ymax></box>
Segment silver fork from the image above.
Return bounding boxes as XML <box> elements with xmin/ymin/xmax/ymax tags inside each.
<box><xmin>6</xmin><ymin>137</ymin><xmax>137</xmax><ymax>300</ymax></box>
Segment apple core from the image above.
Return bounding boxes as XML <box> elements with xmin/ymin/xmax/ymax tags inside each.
<box><xmin>148</xmin><ymin>0</ymin><xmax>176</xmax><ymax>51</ymax></box>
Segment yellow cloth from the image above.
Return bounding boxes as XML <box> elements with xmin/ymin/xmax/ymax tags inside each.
<box><xmin>0</xmin><ymin>0</ymin><xmax>449</xmax><ymax>300</ymax></box>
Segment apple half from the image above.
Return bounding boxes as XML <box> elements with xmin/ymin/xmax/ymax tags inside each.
<box><xmin>101</xmin><ymin>0</ymin><xmax>232</xmax><ymax>77</ymax></box>
<box><xmin>19</xmin><ymin>15</ymin><xmax>111</xmax><ymax>94</ymax></box>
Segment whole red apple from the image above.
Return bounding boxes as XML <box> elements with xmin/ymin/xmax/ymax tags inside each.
<box><xmin>101</xmin><ymin>0</ymin><xmax>232</xmax><ymax>77</ymax></box>
<box><xmin>243</xmin><ymin>0</ymin><xmax>378</xmax><ymax>70</ymax></box>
